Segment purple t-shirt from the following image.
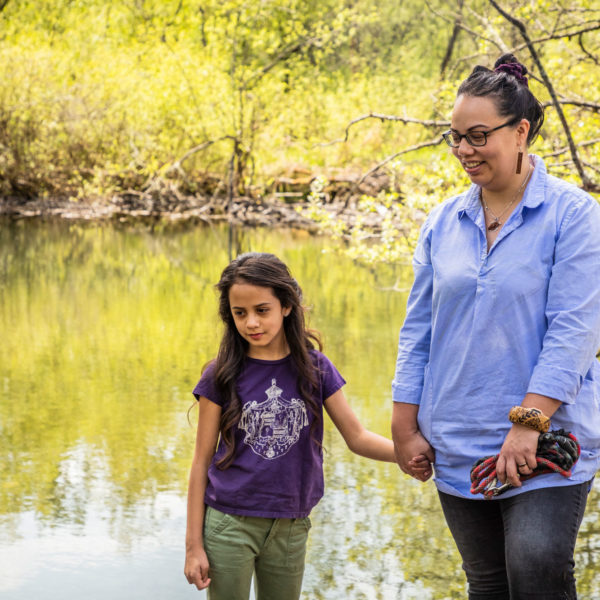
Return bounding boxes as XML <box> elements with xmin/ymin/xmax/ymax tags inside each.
<box><xmin>193</xmin><ymin>350</ymin><xmax>345</xmax><ymax>518</ymax></box>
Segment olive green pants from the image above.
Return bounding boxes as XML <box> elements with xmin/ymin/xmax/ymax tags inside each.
<box><xmin>203</xmin><ymin>505</ymin><xmax>311</xmax><ymax>600</ymax></box>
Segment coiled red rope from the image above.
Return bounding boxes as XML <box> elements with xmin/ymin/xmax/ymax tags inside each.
<box><xmin>470</xmin><ymin>429</ymin><xmax>580</xmax><ymax>499</ymax></box>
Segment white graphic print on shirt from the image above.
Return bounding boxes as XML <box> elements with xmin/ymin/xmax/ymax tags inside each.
<box><xmin>238</xmin><ymin>379</ymin><xmax>308</xmax><ymax>459</ymax></box>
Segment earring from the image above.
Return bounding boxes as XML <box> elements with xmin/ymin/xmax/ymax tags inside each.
<box><xmin>516</xmin><ymin>147</ymin><xmax>523</xmax><ymax>174</ymax></box>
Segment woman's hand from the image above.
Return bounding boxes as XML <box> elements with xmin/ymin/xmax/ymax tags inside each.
<box><xmin>184</xmin><ymin>547</ymin><xmax>211</xmax><ymax>590</ymax></box>
<box><xmin>394</xmin><ymin>431</ymin><xmax>435</xmax><ymax>481</ymax></box>
<box><xmin>496</xmin><ymin>423</ymin><xmax>540</xmax><ymax>488</ymax></box>
<box><xmin>391</xmin><ymin>402</ymin><xmax>434</xmax><ymax>481</ymax></box>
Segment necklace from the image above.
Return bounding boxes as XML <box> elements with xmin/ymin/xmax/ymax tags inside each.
<box><xmin>481</xmin><ymin>164</ymin><xmax>532</xmax><ymax>231</ymax></box>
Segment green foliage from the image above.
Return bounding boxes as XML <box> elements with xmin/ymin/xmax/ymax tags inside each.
<box><xmin>0</xmin><ymin>0</ymin><xmax>598</xmax><ymax>256</ymax></box>
<box><xmin>0</xmin><ymin>0</ymin><xmax>472</xmax><ymax>198</ymax></box>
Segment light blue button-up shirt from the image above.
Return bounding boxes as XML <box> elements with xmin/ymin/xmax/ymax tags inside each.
<box><xmin>392</xmin><ymin>156</ymin><xmax>600</xmax><ymax>499</ymax></box>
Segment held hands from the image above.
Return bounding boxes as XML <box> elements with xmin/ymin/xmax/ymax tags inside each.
<box><xmin>496</xmin><ymin>423</ymin><xmax>540</xmax><ymax>488</ymax></box>
<box><xmin>394</xmin><ymin>431</ymin><xmax>435</xmax><ymax>482</ymax></box>
<box><xmin>184</xmin><ymin>547</ymin><xmax>211</xmax><ymax>591</ymax></box>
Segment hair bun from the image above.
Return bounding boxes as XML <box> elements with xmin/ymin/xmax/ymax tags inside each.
<box><xmin>493</xmin><ymin>54</ymin><xmax>529</xmax><ymax>87</ymax></box>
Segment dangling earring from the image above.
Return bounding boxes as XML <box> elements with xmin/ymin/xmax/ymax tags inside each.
<box><xmin>516</xmin><ymin>147</ymin><xmax>523</xmax><ymax>174</ymax></box>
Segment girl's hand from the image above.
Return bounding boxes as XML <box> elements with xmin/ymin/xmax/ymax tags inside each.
<box><xmin>394</xmin><ymin>432</ymin><xmax>435</xmax><ymax>482</ymax></box>
<box><xmin>496</xmin><ymin>423</ymin><xmax>540</xmax><ymax>488</ymax></box>
<box><xmin>408</xmin><ymin>453</ymin><xmax>433</xmax><ymax>481</ymax></box>
<box><xmin>184</xmin><ymin>547</ymin><xmax>211</xmax><ymax>590</ymax></box>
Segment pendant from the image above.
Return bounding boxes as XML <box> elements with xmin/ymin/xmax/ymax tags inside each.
<box><xmin>487</xmin><ymin>220</ymin><xmax>501</xmax><ymax>231</ymax></box>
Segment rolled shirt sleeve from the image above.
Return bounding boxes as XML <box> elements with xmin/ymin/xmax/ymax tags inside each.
<box><xmin>392</xmin><ymin>218</ymin><xmax>433</xmax><ymax>405</ymax></box>
<box><xmin>527</xmin><ymin>194</ymin><xmax>600</xmax><ymax>403</ymax></box>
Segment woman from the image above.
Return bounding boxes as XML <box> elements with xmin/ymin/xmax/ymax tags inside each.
<box><xmin>391</xmin><ymin>53</ymin><xmax>600</xmax><ymax>599</ymax></box>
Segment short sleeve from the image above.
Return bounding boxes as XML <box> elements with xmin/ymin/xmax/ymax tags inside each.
<box><xmin>192</xmin><ymin>361</ymin><xmax>222</xmax><ymax>405</ymax></box>
<box><xmin>313</xmin><ymin>351</ymin><xmax>346</xmax><ymax>400</ymax></box>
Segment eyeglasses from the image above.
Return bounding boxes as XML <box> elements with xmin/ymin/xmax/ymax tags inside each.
<box><xmin>442</xmin><ymin>117</ymin><xmax>520</xmax><ymax>147</ymax></box>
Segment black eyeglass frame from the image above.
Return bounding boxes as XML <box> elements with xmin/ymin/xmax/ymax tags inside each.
<box><xmin>442</xmin><ymin>116</ymin><xmax>521</xmax><ymax>148</ymax></box>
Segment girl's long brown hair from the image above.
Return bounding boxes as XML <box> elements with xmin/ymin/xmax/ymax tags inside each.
<box><xmin>212</xmin><ymin>252</ymin><xmax>322</xmax><ymax>469</ymax></box>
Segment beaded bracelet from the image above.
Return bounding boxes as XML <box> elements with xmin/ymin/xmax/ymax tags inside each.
<box><xmin>508</xmin><ymin>406</ymin><xmax>551</xmax><ymax>433</ymax></box>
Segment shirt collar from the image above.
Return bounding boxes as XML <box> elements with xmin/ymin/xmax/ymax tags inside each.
<box><xmin>457</xmin><ymin>154</ymin><xmax>546</xmax><ymax>221</ymax></box>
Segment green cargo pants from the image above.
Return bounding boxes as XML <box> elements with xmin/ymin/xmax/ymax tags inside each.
<box><xmin>203</xmin><ymin>505</ymin><xmax>312</xmax><ymax>600</ymax></box>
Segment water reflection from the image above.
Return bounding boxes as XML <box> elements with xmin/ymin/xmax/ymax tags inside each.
<box><xmin>0</xmin><ymin>219</ymin><xmax>598</xmax><ymax>599</ymax></box>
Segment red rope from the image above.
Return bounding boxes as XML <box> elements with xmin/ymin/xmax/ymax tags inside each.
<box><xmin>470</xmin><ymin>431</ymin><xmax>580</xmax><ymax>499</ymax></box>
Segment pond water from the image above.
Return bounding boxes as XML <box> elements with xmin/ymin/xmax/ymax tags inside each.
<box><xmin>0</xmin><ymin>220</ymin><xmax>599</xmax><ymax>599</ymax></box>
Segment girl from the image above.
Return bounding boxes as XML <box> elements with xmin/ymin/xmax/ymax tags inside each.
<box><xmin>184</xmin><ymin>252</ymin><xmax>395</xmax><ymax>600</ymax></box>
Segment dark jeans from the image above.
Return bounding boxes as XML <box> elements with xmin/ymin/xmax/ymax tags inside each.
<box><xmin>438</xmin><ymin>482</ymin><xmax>591</xmax><ymax>600</ymax></box>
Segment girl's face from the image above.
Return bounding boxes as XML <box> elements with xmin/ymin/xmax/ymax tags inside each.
<box><xmin>229</xmin><ymin>283</ymin><xmax>291</xmax><ymax>360</ymax></box>
<box><xmin>450</xmin><ymin>94</ymin><xmax>529</xmax><ymax>193</ymax></box>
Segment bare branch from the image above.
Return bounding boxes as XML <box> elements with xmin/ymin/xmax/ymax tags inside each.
<box><xmin>165</xmin><ymin>136</ymin><xmax>234</xmax><ymax>176</ymax></box>
<box><xmin>464</xmin><ymin>5</ymin><xmax>510</xmax><ymax>52</ymax></box>
<box><xmin>542</xmin><ymin>138</ymin><xmax>600</xmax><ymax>159</ymax></box>
<box><xmin>440</xmin><ymin>0</ymin><xmax>465</xmax><ymax>77</ymax></box>
<box><xmin>357</xmin><ymin>137</ymin><xmax>445</xmax><ymax>187</ymax></box>
<box><xmin>512</xmin><ymin>22</ymin><xmax>600</xmax><ymax>52</ymax></box>
<box><xmin>583</xmin><ymin>161</ymin><xmax>600</xmax><ymax>176</ymax></box>
<box><xmin>547</xmin><ymin>160</ymin><xmax>600</xmax><ymax>190</ymax></box>
<box><xmin>343</xmin><ymin>113</ymin><xmax>449</xmax><ymax>143</ymax></box>
<box><xmin>0</xmin><ymin>0</ymin><xmax>9</xmax><ymax>12</ymax></box>
<box><xmin>578</xmin><ymin>32</ymin><xmax>600</xmax><ymax>65</ymax></box>
<box><xmin>243</xmin><ymin>37</ymin><xmax>317</xmax><ymax>91</ymax></box>
<box><xmin>425</xmin><ymin>0</ymin><xmax>506</xmax><ymax>53</ymax></box>
<box><xmin>489</xmin><ymin>0</ymin><xmax>595</xmax><ymax>191</ymax></box>
<box><xmin>316</xmin><ymin>114</ymin><xmax>449</xmax><ymax>148</ymax></box>
<box><xmin>543</xmin><ymin>99</ymin><xmax>600</xmax><ymax>112</ymax></box>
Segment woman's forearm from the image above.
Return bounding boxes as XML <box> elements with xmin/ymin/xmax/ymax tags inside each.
<box><xmin>391</xmin><ymin>401</ymin><xmax>420</xmax><ymax>439</ymax></box>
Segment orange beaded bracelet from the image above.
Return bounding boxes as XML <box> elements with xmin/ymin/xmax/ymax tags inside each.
<box><xmin>508</xmin><ymin>406</ymin><xmax>551</xmax><ymax>433</ymax></box>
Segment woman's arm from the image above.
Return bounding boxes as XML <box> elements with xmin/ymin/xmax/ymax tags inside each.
<box><xmin>499</xmin><ymin>197</ymin><xmax>600</xmax><ymax>487</ymax></box>
<box><xmin>391</xmin><ymin>402</ymin><xmax>434</xmax><ymax>481</ymax></box>
<box><xmin>497</xmin><ymin>393</ymin><xmax>562</xmax><ymax>488</ymax></box>
<box><xmin>390</xmin><ymin>217</ymin><xmax>435</xmax><ymax>484</ymax></box>
<box><xmin>184</xmin><ymin>396</ymin><xmax>221</xmax><ymax>591</ymax></box>
<box><xmin>526</xmin><ymin>198</ymin><xmax>600</xmax><ymax>405</ymax></box>
<box><xmin>324</xmin><ymin>388</ymin><xmax>395</xmax><ymax>462</ymax></box>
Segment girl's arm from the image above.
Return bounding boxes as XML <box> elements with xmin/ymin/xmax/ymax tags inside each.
<box><xmin>184</xmin><ymin>396</ymin><xmax>221</xmax><ymax>591</ymax></box>
<box><xmin>324</xmin><ymin>388</ymin><xmax>395</xmax><ymax>462</ymax></box>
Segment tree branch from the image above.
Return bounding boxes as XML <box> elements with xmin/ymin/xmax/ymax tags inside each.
<box><xmin>440</xmin><ymin>0</ymin><xmax>465</xmax><ymax>77</ymax></box>
<box><xmin>425</xmin><ymin>0</ymin><xmax>506</xmax><ymax>53</ymax></box>
<box><xmin>343</xmin><ymin>113</ymin><xmax>449</xmax><ymax>143</ymax></box>
<box><xmin>357</xmin><ymin>137</ymin><xmax>445</xmax><ymax>187</ymax></box>
<box><xmin>243</xmin><ymin>36</ymin><xmax>317</xmax><ymax>91</ymax></box>
<box><xmin>489</xmin><ymin>0</ymin><xmax>595</xmax><ymax>190</ymax></box>
<box><xmin>542</xmin><ymin>138</ymin><xmax>600</xmax><ymax>159</ymax></box>
<box><xmin>0</xmin><ymin>0</ymin><xmax>9</xmax><ymax>12</ymax></box>
<box><xmin>512</xmin><ymin>22</ymin><xmax>600</xmax><ymax>52</ymax></box>
<box><xmin>578</xmin><ymin>32</ymin><xmax>600</xmax><ymax>65</ymax></box>
<box><xmin>164</xmin><ymin>136</ymin><xmax>234</xmax><ymax>176</ymax></box>
<box><xmin>465</xmin><ymin>5</ymin><xmax>510</xmax><ymax>52</ymax></box>
<box><xmin>543</xmin><ymin>99</ymin><xmax>600</xmax><ymax>112</ymax></box>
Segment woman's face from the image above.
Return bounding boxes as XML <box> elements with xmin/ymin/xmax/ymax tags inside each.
<box><xmin>450</xmin><ymin>94</ymin><xmax>529</xmax><ymax>192</ymax></box>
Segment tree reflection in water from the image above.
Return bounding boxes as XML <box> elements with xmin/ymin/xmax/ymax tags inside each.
<box><xmin>0</xmin><ymin>220</ymin><xmax>598</xmax><ymax>599</ymax></box>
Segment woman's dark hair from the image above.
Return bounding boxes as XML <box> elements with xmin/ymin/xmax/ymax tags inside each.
<box><xmin>211</xmin><ymin>252</ymin><xmax>322</xmax><ymax>469</ymax></box>
<box><xmin>457</xmin><ymin>53</ymin><xmax>545</xmax><ymax>145</ymax></box>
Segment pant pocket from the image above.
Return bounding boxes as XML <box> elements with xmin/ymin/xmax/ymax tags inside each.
<box><xmin>203</xmin><ymin>506</ymin><xmax>234</xmax><ymax>543</ymax></box>
<box><xmin>285</xmin><ymin>517</ymin><xmax>310</xmax><ymax>569</ymax></box>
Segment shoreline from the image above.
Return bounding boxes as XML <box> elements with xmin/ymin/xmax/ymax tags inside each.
<box><xmin>0</xmin><ymin>195</ymin><xmax>320</xmax><ymax>229</ymax></box>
